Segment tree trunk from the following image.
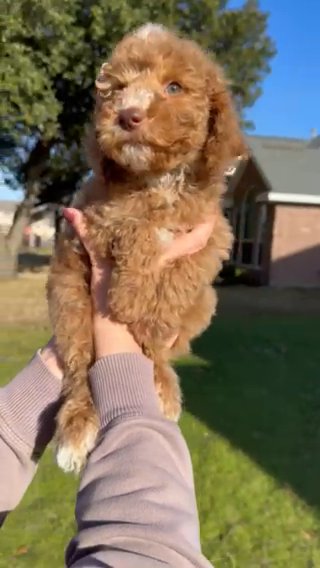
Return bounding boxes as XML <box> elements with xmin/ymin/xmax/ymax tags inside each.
<box><xmin>5</xmin><ymin>195</ymin><xmax>34</xmax><ymax>256</ymax></box>
<box><xmin>4</xmin><ymin>187</ymin><xmax>38</xmax><ymax>277</ymax></box>
<box><xmin>2</xmin><ymin>140</ymin><xmax>51</xmax><ymax>277</ymax></box>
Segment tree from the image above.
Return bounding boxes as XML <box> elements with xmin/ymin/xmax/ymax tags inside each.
<box><xmin>1</xmin><ymin>0</ymin><xmax>275</xmax><ymax>268</ymax></box>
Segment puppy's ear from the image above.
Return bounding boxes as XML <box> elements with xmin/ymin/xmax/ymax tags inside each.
<box><xmin>95</xmin><ymin>62</ymin><xmax>112</xmax><ymax>93</ymax></box>
<box><xmin>203</xmin><ymin>63</ymin><xmax>247</xmax><ymax>176</ymax></box>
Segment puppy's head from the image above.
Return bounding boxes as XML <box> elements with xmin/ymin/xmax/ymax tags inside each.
<box><xmin>95</xmin><ymin>23</ymin><xmax>245</xmax><ymax>176</ymax></box>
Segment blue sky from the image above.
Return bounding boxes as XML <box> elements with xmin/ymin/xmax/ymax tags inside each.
<box><xmin>231</xmin><ymin>0</ymin><xmax>320</xmax><ymax>138</ymax></box>
<box><xmin>1</xmin><ymin>0</ymin><xmax>319</xmax><ymax>201</ymax></box>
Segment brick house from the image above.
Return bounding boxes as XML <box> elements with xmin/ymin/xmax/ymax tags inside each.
<box><xmin>225</xmin><ymin>135</ymin><xmax>320</xmax><ymax>287</ymax></box>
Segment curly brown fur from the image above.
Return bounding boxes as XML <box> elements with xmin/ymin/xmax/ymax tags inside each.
<box><xmin>47</xmin><ymin>23</ymin><xmax>245</xmax><ymax>472</ymax></box>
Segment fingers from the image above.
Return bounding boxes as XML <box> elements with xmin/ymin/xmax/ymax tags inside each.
<box><xmin>63</xmin><ymin>207</ymin><xmax>109</xmax><ymax>276</ymax></box>
<box><xmin>160</xmin><ymin>215</ymin><xmax>216</xmax><ymax>265</ymax></box>
<box><xmin>63</xmin><ymin>207</ymin><xmax>101</xmax><ymax>266</ymax></box>
<box><xmin>182</xmin><ymin>219</ymin><xmax>215</xmax><ymax>253</ymax></box>
<box><xmin>63</xmin><ymin>207</ymin><xmax>215</xmax><ymax>268</ymax></box>
<box><xmin>63</xmin><ymin>207</ymin><xmax>89</xmax><ymax>248</ymax></box>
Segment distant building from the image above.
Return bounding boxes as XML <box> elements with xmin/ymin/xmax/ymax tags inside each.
<box><xmin>225</xmin><ymin>135</ymin><xmax>320</xmax><ymax>287</ymax></box>
<box><xmin>0</xmin><ymin>201</ymin><xmax>55</xmax><ymax>247</ymax></box>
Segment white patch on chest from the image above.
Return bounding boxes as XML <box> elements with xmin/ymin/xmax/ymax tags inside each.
<box><xmin>148</xmin><ymin>168</ymin><xmax>187</xmax><ymax>205</ymax></box>
<box><xmin>120</xmin><ymin>143</ymin><xmax>152</xmax><ymax>171</ymax></box>
<box><xmin>155</xmin><ymin>228</ymin><xmax>174</xmax><ymax>244</ymax></box>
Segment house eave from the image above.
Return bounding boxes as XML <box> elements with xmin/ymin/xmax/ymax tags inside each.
<box><xmin>256</xmin><ymin>192</ymin><xmax>320</xmax><ymax>205</ymax></box>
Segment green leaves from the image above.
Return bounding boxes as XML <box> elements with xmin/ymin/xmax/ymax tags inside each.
<box><xmin>2</xmin><ymin>0</ymin><xmax>275</xmax><ymax>204</ymax></box>
<box><xmin>1</xmin><ymin>0</ymin><xmax>75</xmax><ymax>139</ymax></box>
<box><xmin>2</xmin><ymin>43</ymin><xmax>61</xmax><ymax>139</ymax></box>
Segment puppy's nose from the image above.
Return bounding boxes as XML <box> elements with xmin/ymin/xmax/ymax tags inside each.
<box><xmin>118</xmin><ymin>107</ymin><xmax>145</xmax><ymax>131</ymax></box>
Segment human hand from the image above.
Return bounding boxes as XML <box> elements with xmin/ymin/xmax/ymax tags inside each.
<box><xmin>40</xmin><ymin>337</ymin><xmax>64</xmax><ymax>380</ymax></box>
<box><xmin>61</xmin><ymin>207</ymin><xmax>215</xmax><ymax>359</ymax></box>
<box><xmin>63</xmin><ymin>207</ymin><xmax>142</xmax><ymax>358</ymax></box>
<box><xmin>158</xmin><ymin>219</ymin><xmax>216</xmax><ymax>266</ymax></box>
<box><xmin>63</xmin><ymin>207</ymin><xmax>216</xmax><ymax>281</ymax></box>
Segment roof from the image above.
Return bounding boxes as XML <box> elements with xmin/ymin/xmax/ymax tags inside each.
<box><xmin>244</xmin><ymin>135</ymin><xmax>320</xmax><ymax>203</ymax></box>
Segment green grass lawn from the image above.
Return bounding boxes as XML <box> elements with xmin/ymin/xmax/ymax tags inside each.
<box><xmin>1</xmin><ymin>317</ymin><xmax>320</xmax><ymax>567</ymax></box>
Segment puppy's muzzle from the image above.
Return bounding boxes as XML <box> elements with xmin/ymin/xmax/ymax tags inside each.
<box><xmin>118</xmin><ymin>107</ymin><xmax>145</xmax><ymax>131</ymax></box>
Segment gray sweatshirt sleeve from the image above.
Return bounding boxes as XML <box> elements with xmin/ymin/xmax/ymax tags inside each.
<box><xmin>0</xmin><ymin>353</ymin><xmax>61</xmax><ymax>524</ymax></box>
<box><xmin>67</xmin><ymin>354</ymin><xmax>212</xmax><ymax>568</ymax></box>
<box><xmin>0</xmin><ymin>353</ymin><xmax>212</xmax><ymax>567</ymax></box>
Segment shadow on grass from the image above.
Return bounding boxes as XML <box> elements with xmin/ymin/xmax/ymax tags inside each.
<box><xmin>176</xmin><ymin>315</ymin><xmax>320</xmax><ymax>512</ymax></box>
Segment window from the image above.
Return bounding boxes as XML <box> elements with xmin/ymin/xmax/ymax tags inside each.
<box><xmin>229</xmin><ymin>188</ymin><xmax>267</xmax><ymax>269</ymax></box>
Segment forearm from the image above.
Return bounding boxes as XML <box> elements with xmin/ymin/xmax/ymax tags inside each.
<box><xmin>67</xmin><ymin>354</ymin><xmax>211</xmax><ymax>568</ymax></box>
<box><xmin>0</xmin><ymin>353</ymin><xmax>61</xmax><ymax>522</ymax></box>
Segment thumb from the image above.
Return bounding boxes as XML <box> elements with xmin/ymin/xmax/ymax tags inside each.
<box><xmin>63</xmin><ymin>208</ymin><xmax>103</xmax><ymax>267</ymax></box>
<box><xmin>63</xmin><ymin>207</ymin><xmax>90</xmax><ymax>252</ymax></box>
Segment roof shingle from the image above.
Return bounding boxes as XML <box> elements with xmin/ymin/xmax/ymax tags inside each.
<box><xmin>246</xmin><ymin>135</ymin><xmax>320</xmax><ymax>197</ymax></box>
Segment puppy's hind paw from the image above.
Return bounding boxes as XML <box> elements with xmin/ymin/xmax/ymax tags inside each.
<box><xmin>56</xmin><ymin>424</ymin><xmax>98</xmax><ymax>474</ymax></box>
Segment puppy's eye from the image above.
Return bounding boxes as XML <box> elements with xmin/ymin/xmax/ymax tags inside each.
<box><xmin>98</xmin><ymin>88</ymin><xmax>112</xmax><ymax>100</ymax></box>
<box><xmin>115</xmin><ymin>83</ymin><xmax>126</xmax><ymax>92</ymax></box>
<box><xmin>165</xmin><ymin>82</ymin><xmax>183</xmax><ymax>95</ymax></box>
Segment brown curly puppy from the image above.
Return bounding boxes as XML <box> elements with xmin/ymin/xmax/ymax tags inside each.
<box><xmin>47</xmin><ymin>23</ymin><xmax>245</xmax><ymax>473</ymax></box>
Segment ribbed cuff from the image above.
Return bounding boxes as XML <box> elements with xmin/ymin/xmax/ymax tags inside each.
<box><xmin>89</xmin><ymin>353</ymin><xmax>161</xmax><ymax>429</ymax></box>
<box><xmin>0</xmin><ymin>352</ymin><xmax>62</xmax><ymax>458</ymax></box>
